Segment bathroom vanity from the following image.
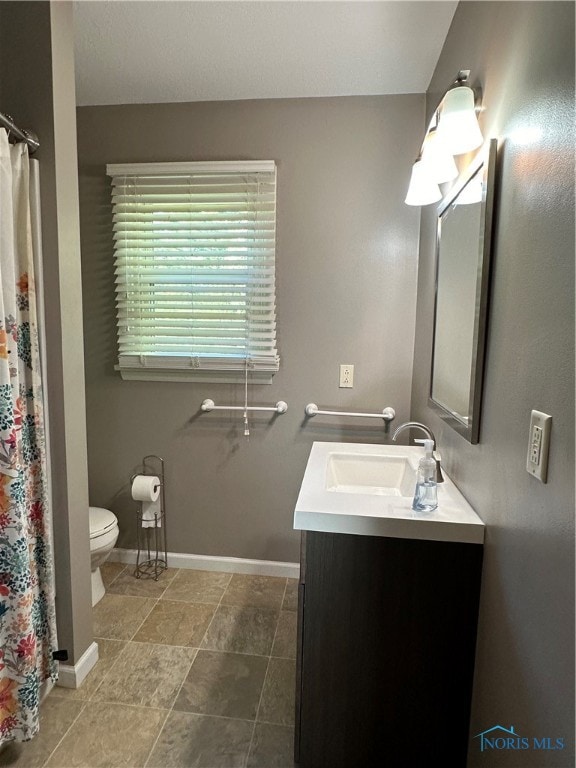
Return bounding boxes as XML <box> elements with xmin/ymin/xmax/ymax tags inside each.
<box><xmin>293</xmin><ymin>442</ymin><xmax>485</xmax><ymax>768</ymax></box>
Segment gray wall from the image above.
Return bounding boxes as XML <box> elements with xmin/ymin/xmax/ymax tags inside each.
<box><xmin>0</xmin><ymin>1</ymin><xmax>92</xmax><ymax>664</ymax></box>
<box><xmin>76</xmin><ymin>95</ymin><xmax>422</xmax><ymax>563</ymax></box>
<box><xmin>411</xmin><ymin>2</ymin><xmax>574</xmax><ymax>764</ymax></box>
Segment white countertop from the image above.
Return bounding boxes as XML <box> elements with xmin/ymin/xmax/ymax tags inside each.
<box><xmin>294</xmin><ymin>442</ymin><xmax>485</xmax><ymax>545</ymax></box>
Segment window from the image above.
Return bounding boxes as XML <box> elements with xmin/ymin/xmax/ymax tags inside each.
<box><xmin>106</xmin><ymin>160</ymin><xmax>278</xmax><ymax>382</ymax></box>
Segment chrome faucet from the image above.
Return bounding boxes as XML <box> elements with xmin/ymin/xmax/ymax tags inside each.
<box><xmin>392</xmin><ymin>422</ymin><xmax>444</xmax><ymax>483</ymax></box>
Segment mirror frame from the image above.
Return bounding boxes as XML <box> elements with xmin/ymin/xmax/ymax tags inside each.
<box><xmin>428</xmin><ymin>138</ymin><xmax>498</xmax><ymax>444</ymax></box>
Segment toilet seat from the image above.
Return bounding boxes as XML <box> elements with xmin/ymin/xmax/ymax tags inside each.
<box><xmin>89</xmin><ymin>506</ymin><xmax>118</xmax><ymax>539</ymax></box>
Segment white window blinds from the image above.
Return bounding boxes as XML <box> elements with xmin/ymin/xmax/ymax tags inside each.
<box><xmin>106</xmin><ymin>160</ymin><xmax>278</xmax><ymax>379</ymax></box>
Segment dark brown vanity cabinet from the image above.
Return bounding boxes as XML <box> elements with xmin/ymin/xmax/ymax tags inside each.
<box><xmin>295</xmin><ymin>531</ymin><xmax>483</xmax><ymax>768</ymax></box>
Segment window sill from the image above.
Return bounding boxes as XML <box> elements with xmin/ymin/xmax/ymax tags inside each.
<box><xmin>116</xmin><ymin>367</ymin><xmax>275</xmax><ymax>385</ymax></box>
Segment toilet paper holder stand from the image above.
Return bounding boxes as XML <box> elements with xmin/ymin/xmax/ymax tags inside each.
<box><xmin>132</xmin><ymin>454</ymin><xmax>167</xmax><ymax>581</ymax></box>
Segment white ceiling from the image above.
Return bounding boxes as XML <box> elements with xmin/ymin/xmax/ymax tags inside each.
<box><xmin>74</xmin><ymin>1</ymin><xmax>457</xmax><ymax>107</ymax></box>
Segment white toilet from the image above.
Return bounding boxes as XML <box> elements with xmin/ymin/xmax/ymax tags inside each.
<box><xmin>89</xmin><ymin>506</ymin><xmax>119</xmax><ymax>606</ymax></box>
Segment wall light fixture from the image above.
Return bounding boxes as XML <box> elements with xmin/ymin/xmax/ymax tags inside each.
<box><xmin>405</xmin><ymin>70</ymin><xmax>483</xmax><ymax>206</ymax></box>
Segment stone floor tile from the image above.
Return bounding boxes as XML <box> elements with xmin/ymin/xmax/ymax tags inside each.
<box><xmin>0</xmin><ymin>697</ymin><xmax>84</xmax><ymax>768</ymax></box>
<box><xmin>201</xmin><ymin>605</ymin><xmax>279</xmax><ymax>656</ymax></box>
<box><xmin>50</xmin><ymin>638</ymin><xmax>127</xmax><ymax>701</ymax></box>
<box><xmin>100</xmin><ymin>562</ymin><xmax>127</xmax><ymax>589</ymax></box>
<box><xmin>281</xmin><ymin>579</ymin><xmax>299</xmax><ymax>612</ymax></box>
<box><xmin>146</xmin><ymin>711</ymin><xmax>253</xmax><ymax>768</ymax></box>
<box><xmin>173</xmin><ymin>650</ymin><xmax>267</xmax><ymax>720</ymax></box>
<box><xmin>221</xmin><ymin>575</ymin><xmax>286</xmax><ymax>610</ymax></box>
<box><xmin>133</xmin><ymin>600</ymin><xmax>215</xmax><ymax>647</ymax></box>
<box><xmin>45</xmin><ymin>701</ymin><xmax>166</xmax><ymax>768</ymax></box>
<box><xmin>162</xmin><ymin>570</ymin><xmax>232</xmax><ymax>604</ymax></box>
<box><xmin>247</xmin><ymin>723</ymin><xmax>296</xmax><ymax>768</ymax></box>
<box><xmin>27</xmin><ymin>569</ymin><xmax>301</xmax><ymax>768</ymax></box>
<box><xmin>258</xmin><ymin>658</ymin><xmax>296</xmax><ymax>726</ymax></box>
<box><xmin>106</xmin><ymin>567</ymin><xmax>178</xmax><ymax>599</ymax></box>
<box><xmin>271</xmin><ymin>611</ymin><xmax>297</xmax><ymax>659</ymax></box>
<box><xmin>92</xmin><ymin>642</ymin><xmax>196</xmax><ymax>709</ymax></box>
<box><xmin>92</xmin><ymin>594</ymin><xmax>156</xmax><ymax>641</ymax></box>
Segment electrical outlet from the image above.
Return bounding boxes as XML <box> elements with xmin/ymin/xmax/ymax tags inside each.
<box><xmin>339</xmin><ymin>364</ymin><xmax>354</xmax><ymax>388</ymax></box>
<box><xmin>526</xmin><ymin>410</ymin><xmax>552</xmax><ymax>483</ymax></box>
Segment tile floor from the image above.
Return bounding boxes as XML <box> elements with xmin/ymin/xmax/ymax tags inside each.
<box><xmin>0</xmin><ymin>563</ymin><xmax>299</xmax><ymax>768</ymax></box>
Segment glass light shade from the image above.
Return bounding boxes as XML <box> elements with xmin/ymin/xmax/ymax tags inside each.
<box><xmin>421</xmin><ymin>129</ymin><xmax>459</xmax><ymax>183</ymax></box>
<box><xmin>456</xmin><ymin>176</ymin><xmax>484</xmax><ymax>205</ymax></box>
<box><xmin>436</xmin><ymin>86</ymin><xmax>484</xmax><ymax>155</ymax></box>
<box><xmin>405</xmin><ymin>159</ymin><xmax>442</xmax><ymax>206</ymax></box>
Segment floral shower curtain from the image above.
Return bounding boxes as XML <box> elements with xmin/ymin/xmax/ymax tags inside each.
<box><xmin>0</xmin><ymin>129</ymin><xmax>57</xmax><ymax>745</ymax></box>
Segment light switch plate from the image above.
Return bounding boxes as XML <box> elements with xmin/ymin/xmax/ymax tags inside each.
<box><xmin>526</xmin><ymin>410</ymin><xmax>552</xmax><ymax>483</ymax></box>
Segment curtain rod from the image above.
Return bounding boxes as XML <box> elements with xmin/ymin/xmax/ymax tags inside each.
<box><xmin>0</xmin><ymin>111</ymin><xmax>39</xmax><ymax>154</ymax></box>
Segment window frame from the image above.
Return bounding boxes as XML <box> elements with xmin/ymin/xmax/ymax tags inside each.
<box><xmin>106</xmin><ymin>160</ymin><xmax>279</xmax><ymax>384</ymax></box>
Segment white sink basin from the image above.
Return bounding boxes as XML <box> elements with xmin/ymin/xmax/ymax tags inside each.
<box><xmin>294</xmin><ymin>442</ymin><xmax>485</xmax><ymax>544</ymax></box>
<box><xmin>326</xmin><ymin>452</ymin><xmax>416</xmax><ymax>497</ymax></box>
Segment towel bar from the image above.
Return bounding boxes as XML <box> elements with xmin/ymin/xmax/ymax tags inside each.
<box><xmin>305</xmin><ymin>403</ymin><xmax>395</xmax><ymax>421</ymax></box>
<box><xmin>201</xmin><ymin>399</ymin><xmax>288</xmax><ymax>414</ymax></box>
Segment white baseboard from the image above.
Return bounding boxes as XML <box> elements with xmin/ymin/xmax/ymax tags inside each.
<box><xmin>57</xmin><ymin>641</ymin><xmax>99</xmax><ymax>689</ymax></box>
<box><xmin>110</xmin><ymin>547</ymin><xmax>300</xmax><ymax>580</ymax></box>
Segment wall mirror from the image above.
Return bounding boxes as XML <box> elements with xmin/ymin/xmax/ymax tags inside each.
<box><xmin>429</xmin><ymin>138</ymin><xmax>497</xmax><ymax>444</ymax></box>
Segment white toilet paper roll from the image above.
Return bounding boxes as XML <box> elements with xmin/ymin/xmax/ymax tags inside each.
<box><xmin>131</xmin><ymin>475</ymin><xmax>162</xmax><ymax>528</ymax></box>
<box><xmin>131</xmin><ymin>475</ymin><xmax>160</xmax><ymax>503</ymax></box>
<box><xmin>140</xmin><ymin>498</ymin><xmax>161</xmax><ymax>528</ymax></box>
